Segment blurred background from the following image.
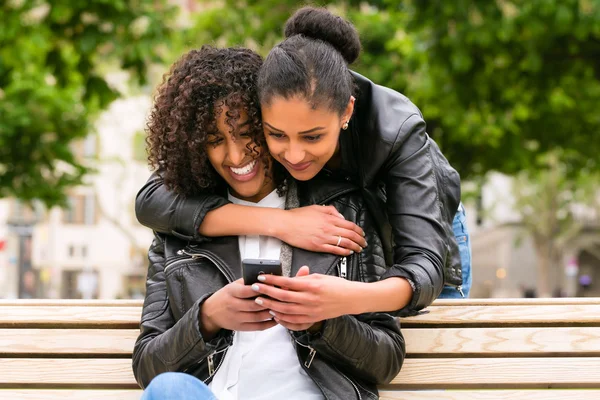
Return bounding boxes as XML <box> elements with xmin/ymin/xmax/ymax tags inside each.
<box><xmin>1</xmin><ymin>0</ymin><xmax>599</xmax><ymax>300</ymax></box>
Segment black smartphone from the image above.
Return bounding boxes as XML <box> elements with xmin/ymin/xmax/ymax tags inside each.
<box><xmin>242</xmin><ymin>259</ymin><xmax>282</xmax><ymax>285</ymax></box>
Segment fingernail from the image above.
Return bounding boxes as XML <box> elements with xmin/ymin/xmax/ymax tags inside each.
<box><xmin>269</xmin><ymin>311</ymin><xmax>276</xmax><ymax>317</ymax></box>
<box><xmin>255</xmin><ymin>298</ymin><xmax>263</xmax><ymax>305</ymax></box>
<box><xmin>349</xmin><ymin>250</ymin><xmax>354</xmax><ymax>255</ymax></box>
<box><xmin>251</xmin><ymin>284</ymin><xmax>260</xmax><ymax>292</ymax></box>
<box><xmin>362</xmin><ymin>231</ymin><xmax>366</xmax><ymax>237</ymax></box>
<box><xmin>257</xmin><ymin>275</ymin><xmax>266</xmax><ymax>282</ymax></box>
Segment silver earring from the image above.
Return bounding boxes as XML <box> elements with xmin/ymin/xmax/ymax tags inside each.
<box><xmin>342</xmin><ymin>121</ymin><xmax>349</xmax><ymax>130</ymax></box>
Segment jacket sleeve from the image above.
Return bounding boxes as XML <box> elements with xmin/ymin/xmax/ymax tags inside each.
<box><xmin>135</xmin><ymin>172</ymin><xmax>230</xmax><ymax>241</ymax></box>
<box><xmin>380</xmin><ymin>113</ymin><xmax>460</xmax><ymax>313</ymax></box>
<box><xmin>132</xmin><ymin>234</ymin><xmax>229</xmax><ymax>388</ymax></box>
<box><xmin>304</xmin><ymin>312</ymin><xmax>405</xmax><ymax>384</ymax></box>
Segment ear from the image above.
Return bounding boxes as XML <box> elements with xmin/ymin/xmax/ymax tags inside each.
<box><xmin>341</xmin><ymin>96</ymin><xmax>355</xmax><ymax>124</ymax></box>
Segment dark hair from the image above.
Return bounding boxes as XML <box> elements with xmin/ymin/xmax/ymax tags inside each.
<box><xmin>146</xmin><ymin>46</ymin><xmax>285</xmax><ymax>197</ymax></box>
<box><xmin>258</xmin><ymin>7</ymin><xmax>361</xmax><ymax>115</ymax></box>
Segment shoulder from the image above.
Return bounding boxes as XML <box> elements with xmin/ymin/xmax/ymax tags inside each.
<box><xmin>351</xmin><ymin>71</ymin><xmax>425</xmax><ymax>145</ymax></box>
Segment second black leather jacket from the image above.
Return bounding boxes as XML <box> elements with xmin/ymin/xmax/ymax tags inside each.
<box><xmin>135</xmin><ymin>72</ymin><xmax>462</xmax><ymax>314</ymax></box>
<box><xmin>132</xmin><ymin>180</ymin><xmax>406</xmax><ymax>400</ymax></box>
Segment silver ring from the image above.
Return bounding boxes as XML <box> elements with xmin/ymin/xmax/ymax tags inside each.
<box><xmin>336</xmin><ymin>236</ymin><xmax>342</xmax><ymax>247</ymax></box>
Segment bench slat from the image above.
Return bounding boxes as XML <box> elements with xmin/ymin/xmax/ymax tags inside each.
<box><xmin>390</xmin><ymin>357</ymin><xmax>600</xmax><ymax>389</ymax></box>
<box><xmin>4</xmin><ymin>327</ymin><xmax>597</xmax><ymax>357</ymax></box>
<box><xmin>3</xmin><ymin>303</ymin><xmax>600</xmax><ymax>328</ymax></box>
<box><xmin>381</xmin><ymin>390</ymin><xmax>600</xmax><ymax>399</ymax></box>
<box><xmin>3</xmin><ymin>357</ymin><xmax>599</xmax><ymax>389</ymax></box>
<box><xmin>402</xmin><ymin>304</ymin><xmax>600</xmax><ymax>327</ymax></box>
<box><xmin>0</xmin><ymin>389</ymin><xmax>141</xmax><ymax>400</ymax></box>
<box><xmin>404</xmin><ymin>327</ymin><xmax>600</xmax><ymax>356</ymax></box>
<box><xmin>0</xmin><ymin>307</ymin><xmax>141</xmax><ymax>329</ymax></box>
<box><xmin>0</xmin><ymin>329</ymin><xmax>138</xmax><ymax>356</ymax></box>
<box><xmin>0</xmin><ymin>359</ymin><xmax>136</xmax><ymax>387</ymax></box>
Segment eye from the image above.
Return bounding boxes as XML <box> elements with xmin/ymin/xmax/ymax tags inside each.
<box><xmin>304</xmin><ymin>134</ymin><xmax>322</xmax><ymax>142</ymax></box>
<box><xmin>207</xmin><ymin>137</ymin><xmax>223</xmax><ymax>147</ymax></box>
<box><xmin>268</xmin><ymin>132</ymin><xmax>285</xmax><ymax>140</ymax></box>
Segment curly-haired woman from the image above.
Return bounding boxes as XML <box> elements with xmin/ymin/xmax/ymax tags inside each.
<box><xmin>133</xmin><ymin>46</ymin><xmax>405</xmax><ymax>400</ymax></box>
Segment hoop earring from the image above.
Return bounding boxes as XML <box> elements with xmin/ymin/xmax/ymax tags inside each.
<box><xmin>342</xmin><ymin>121</ymin><xmax>349</xmax><ymax>130</ymax></box>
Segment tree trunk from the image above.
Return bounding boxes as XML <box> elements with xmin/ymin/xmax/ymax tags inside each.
<box><xmin>534</xmin><ymin>239</ymin><xmax>552</xmax><ymax>297</ymax></box>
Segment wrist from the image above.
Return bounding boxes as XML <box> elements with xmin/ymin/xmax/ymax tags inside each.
<box><xmin>199</xmin><ymin>297</ymin><xmax>220</xmax><ymax>340</ymax></box>
<box><xmin>266</xmin><ymin>209</ymin><xmax>288</xmax><ymax>238</ymax></box>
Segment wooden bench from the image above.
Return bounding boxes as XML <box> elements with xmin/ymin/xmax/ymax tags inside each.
<box><xmin>1</xmin><ymin>298</ymin><xmax>600</xmax><ymax>399</ymax></box>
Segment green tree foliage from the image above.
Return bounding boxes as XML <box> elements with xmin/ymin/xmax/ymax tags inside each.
<box><xmin>183</xmin><ymin>0</ymin><xmax>600</xmax><ymax>180</ymax></box>
<box><xmin>0</xmin><ymin>0</ymin><xmax>175</xmax><ymax>206</ymax></box>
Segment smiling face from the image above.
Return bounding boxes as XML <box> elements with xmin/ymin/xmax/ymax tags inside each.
<box><xmin>261</xmin><ymin>95</ymin><xmax>354</xmax><ymax>180</ymax></box>
<box><xmin>205</xmin><ymin>105</ymin><xmax>275</xmax><ymax>202</ymax></box>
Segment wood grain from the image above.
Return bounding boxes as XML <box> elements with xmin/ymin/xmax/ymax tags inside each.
<box><xmin>0</xmin><ymin>389</ymin><xmax>141</xmax><ymax>400</ymax></box>
<box><xmin>0</xmin><ymin>306</ymin><xmax>142</xmax><ymax>328</ymax></box>
<box><xmin>389</xmin><ymin>358</ymin><xmax>600</xmax><ymax>389</ymax></box>
<box><xmin>404</xmin><ymin>327</ymin><xmax>600</xmax><ymax>356</ymax></box>
<box><xmin>0</xmin><ymin>359</ymin><xmax>137</xmax><ymax>387</ymax></box>
<box><xmin>401</xmin><ymin>304</ymin><xmax>600</xmax><ymax>327</ymax></box>
<box><xmin>381</xmin><ymin>390</ymin><xmax>600</xmax><ymax>399</ymax></box>
<box><xmin>0</xmin><ymin>329</ymin><xmax>138</xmax><ymax>355</ymax></box>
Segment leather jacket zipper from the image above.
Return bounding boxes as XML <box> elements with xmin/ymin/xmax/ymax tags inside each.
<box><xmin>174</xmin><ymin>248</ymin><xmax>235</xmax><ymax>381</ymax></box>
<box><xmin>333</xmin><ymin>365</ymin><xmax>364</xmax><ymax>400</ymax></box>
<box><xmin>176</xmin><ymin>249</ymin><xmax>236</xmax><ymax>283</ymax></box>
<box><xmin>338</xmin><ymin>256</ymin><xmax>347</xmax><ymax>279</ymax></box>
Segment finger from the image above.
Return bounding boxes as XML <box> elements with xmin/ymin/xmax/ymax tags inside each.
<box><xmin>256</xmin><ymin>297</ymin><xmax>306</xmax><ymax>315</ymax></box>
<box><xmin>329</xmin><ymin>218</ymin><xmax>365</xmax><ymax>239</ymax></box>
<box><xmin>333</xmin><ymin>228</ymin><xmax>367</xmax><ymax>249</ymax></box>
<box><xmin>256</xmin><ymin>274</ymin><xmax>314</xmax><ymax>291</ymax></box>
<box><xmin>252</xmin><ymin>283</ymin><xmax>312</xmax><ymax>303</ymax></box>
<box><xmin>296</xmin><ymin>266</ymin><xmax>310</xmax><ymax>277</ymax></box>
<box><xmin>320</xmin><ymin>244</ymin><xmax>353</xmax><ymax>256</ymax></box>
<box><xmin>239</xmin><ymin>320</ymin><xmax>278</xmax><ymax>331</ymax></box>
<box><xmin>238</xmin><ymin>310</ymin><xmax>274</xmax><ymax>323</ymax></box>
<box><xmin>230</xmin><ymin>283</ymin><xmax>262</xmax><ymax>299</ymax></box>
<box><xmin>270</xmin><ymin>310</ymin><xmax>315</xmax><ymax>324</ymax></box>
<box><xmin>274</xmin><ymin>318</ymin><xmax>313</xmax><ymax>332</ymax></box>
<box><xmin>231</xmin><ymin>297</ymin><xmax>267</xmax><ymax>312</ymax></box>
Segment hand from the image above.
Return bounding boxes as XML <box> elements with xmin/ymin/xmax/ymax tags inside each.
<box><xmin>252</xmin><ymin>266</ymin><xmax>359</xmax><ymax>331</ymax></box>
<box><xmin>275</xmin><ymin>205</ymin><xmax>367</xmax><ymax>256</ymax></box>
<box><xmin>200</xmin><ymin>279</ymin><xmax>276</xmax><ymax>340</ymax></box>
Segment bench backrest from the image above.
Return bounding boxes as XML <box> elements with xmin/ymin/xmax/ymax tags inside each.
<box><xmin>1</xmin><ymin>298</ymin><xmax>600</xmax><ymax>399</ymax></box>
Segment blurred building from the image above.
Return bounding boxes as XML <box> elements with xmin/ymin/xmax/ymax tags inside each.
<box><xmin>467</xmin><ymin>173</ymin><xmax>600</xmax><ymax>298</ymax></box>
<box><xmin>0</xmin><ymin>96</ymin><xmax>154</xmax><ymax>299</ymax></box>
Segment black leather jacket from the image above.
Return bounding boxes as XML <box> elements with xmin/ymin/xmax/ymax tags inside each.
<box><xmin>132</xmin><ymin>180</ymin><xmax>406</xmax><ymax>400</ymax></box>
<box><xmin>135</xmin><ymin>72</ymin><xmax>462</xmax><ymax>313</ymax></box>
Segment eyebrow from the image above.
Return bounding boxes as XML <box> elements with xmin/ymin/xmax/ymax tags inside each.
<box><xmin>264</xmin><ymin>122</ymin><xmax>326</xmax><ymax>134</ymax></box>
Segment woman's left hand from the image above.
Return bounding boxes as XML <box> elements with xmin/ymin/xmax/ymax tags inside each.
<box><xmin>251</xmin><ymin>266</ymin><xmax>360</xmax><ymax>331</ymax></box>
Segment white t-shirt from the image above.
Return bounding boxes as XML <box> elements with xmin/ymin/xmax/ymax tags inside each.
<box><xmin>208</xmin><ymin>189</ymin><xmax>323</xmax><ymax>400</ymax></box>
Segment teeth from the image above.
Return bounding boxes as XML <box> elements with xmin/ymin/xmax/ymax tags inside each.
<box><xmin>230</xmin><ymin>160</ymin><xmax>257</xmax><ymax>176</ymax></box>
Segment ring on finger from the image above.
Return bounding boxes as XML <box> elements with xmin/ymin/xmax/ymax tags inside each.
<box><xmin>336</xmin><ymin>235</ymin><xmax>342</xmax><ymax>247</ymax></box>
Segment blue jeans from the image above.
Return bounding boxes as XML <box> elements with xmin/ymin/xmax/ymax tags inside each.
<box><xmin>140</xmin><ymin>372</ymin><xmax>217</xmax><ymax>400</ymax></box>
<box><xmin>438</xmin><ymin>203</ymin><xmax>472</xmax><ymax>298</ymax></box>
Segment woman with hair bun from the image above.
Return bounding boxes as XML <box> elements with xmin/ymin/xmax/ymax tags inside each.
<box><xmin>136</xmin><ymin>7</ymin><xmax>471</xmax><ymax>327</ymax></box>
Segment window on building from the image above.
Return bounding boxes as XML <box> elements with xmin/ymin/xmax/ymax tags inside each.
<box><xmin>63</xmin><ymin>194</ymin><xmax>96</xmax><ymax>225</ymax></box>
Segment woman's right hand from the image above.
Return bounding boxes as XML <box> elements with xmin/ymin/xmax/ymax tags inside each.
<box><xmin>200</xmin><ymin>279</ymin><xmax>276</xmax><ymax>339</ymax></box>
<box><xmin>276</xmin><ymin>205</ymin><xmax>367</xmax><ymax>256</ymax></box>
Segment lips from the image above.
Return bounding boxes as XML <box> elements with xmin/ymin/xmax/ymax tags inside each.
<box><xmin>285</xmin><ymin>160</ymin><xmax>312</xmax><ymax>172</ymax></box>
<box><xmin>227</xmin><ymin>160</ymin><xmax>259</xmax><ymax>182</ymax></box>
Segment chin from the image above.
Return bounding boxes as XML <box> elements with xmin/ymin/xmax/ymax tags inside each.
<box><xmin>289</xmin><ymin>169</ymin><xmax>318</xmax><ymax>181</ymax></box>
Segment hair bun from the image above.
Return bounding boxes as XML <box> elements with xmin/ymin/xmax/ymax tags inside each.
<box><xmin>284</xmin><ymin>7</ymin><xmax>361</xmax><ymax>65</ymax></box>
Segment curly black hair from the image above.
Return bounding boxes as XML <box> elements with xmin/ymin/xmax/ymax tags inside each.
<box><xmin>146</xmin><ymin>45</ymin><xmax>284</xmax><ymax>197</ymax></box>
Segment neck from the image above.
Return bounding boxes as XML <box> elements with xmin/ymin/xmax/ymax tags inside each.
<box><xmin>230</xmin><ymin>184</ymin><xmax>277</xmax><ymax>203</ymax></box>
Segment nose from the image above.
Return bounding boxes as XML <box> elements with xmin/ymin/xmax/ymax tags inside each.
<box><xmin>284</xmin><ymin>142</ymin><xmax>305</xmax><ymax>165</ymax></box>
<box><xmin>227</xmin><ymin>140</ymin><xmax>247</xmax><ymax>166</ymax></box>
